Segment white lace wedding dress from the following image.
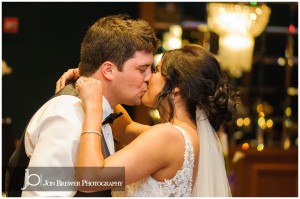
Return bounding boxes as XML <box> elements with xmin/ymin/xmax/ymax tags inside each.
<box><xmin>112</xmin><ymin>124</ymin><xmax>195</xmax><ymax>197</ymax></box>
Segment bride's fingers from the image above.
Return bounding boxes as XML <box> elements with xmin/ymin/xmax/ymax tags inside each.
<box><xmin>76</xmin><ymin>77</ymin><xmax>101</xmax><ymax>91</ymax></box>
<box><xmin>55</xmin><ymin>79</ymin><xmax>61</xmax><ymax>93</ymax></box>
<box><xmin>75</xmin><ymin>76</ymin><xmax>88</xmax><ymax>93</ymax></box>
<box><xmin>55</xmin><ymin>68</ymin><xmax>77</xmax><ymax>93</ymax></box>
<box><xmin>72</xmin><ymin>68</ymin><xmax>79</xmax><ymax>77</ymax></box>
<box><xmin>55</xmin><ymin>73</ymin><xmax>67</xmax><ymax>93</ymax></box>
<box><xmin>55</xmin><ymin>74</ymin><xmax>66</xmax><ymax>93</ymax></box>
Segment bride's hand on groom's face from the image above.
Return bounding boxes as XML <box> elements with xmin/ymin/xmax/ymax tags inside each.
<box><xmin>55</xmin><ymin>68</ymin><xmax>80</xmax><ymax>93</ymax></box>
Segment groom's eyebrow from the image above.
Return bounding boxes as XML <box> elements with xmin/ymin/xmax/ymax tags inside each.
<box><xmin>139</xmin><ymin>63</ymin><xmax>152</xmax><ymax>67</ymax></box>
<box><xmin>138</xmin><ymin>64</ymin><xmax>151</xmax><ymax>69</ymax></box>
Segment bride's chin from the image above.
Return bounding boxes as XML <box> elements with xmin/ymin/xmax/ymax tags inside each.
<box><xmin>141</xmin><ymin>97</ymin><xmax>154</xmax><ymax>108</ymax></box>
<box><xmin>142</xmin><ymin>103</ymin><xmax>152</xmax><ymax>108</ymax></box>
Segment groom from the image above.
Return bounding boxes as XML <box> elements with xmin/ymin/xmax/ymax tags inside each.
<box><xmin>7</xmin><ymin>14</ymin><xmax>160</xmax><ymax>197</ymax></box>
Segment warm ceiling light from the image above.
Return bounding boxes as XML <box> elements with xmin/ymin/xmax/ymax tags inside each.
<box><xmin>207</xmin><ymin>3</ymin><xmax>271</xmax><ymax>78</ymax></box>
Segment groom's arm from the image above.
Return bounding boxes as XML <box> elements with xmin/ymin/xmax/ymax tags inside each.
<box><xmin>111</xmin><ymin>104</ymin><xmax>151</xmax><ymax>145</ymax></box>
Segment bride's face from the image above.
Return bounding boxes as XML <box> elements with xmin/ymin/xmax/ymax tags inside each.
<box><xmin>142</xmin><ymin>61</ymin><xmax>166</xmax><ymax>107</ymax></box>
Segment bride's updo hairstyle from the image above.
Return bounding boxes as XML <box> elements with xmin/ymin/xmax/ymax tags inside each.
<box><xmin>155</xmin><ymin>44</ymin><xmax>239</xmax><ymax>132</ymax></box>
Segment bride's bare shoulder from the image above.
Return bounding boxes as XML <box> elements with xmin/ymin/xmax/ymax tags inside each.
<box><xmin>140</xmin><ymin>123</ymin><xmax>185</xmax><ymax>141</ymax></box>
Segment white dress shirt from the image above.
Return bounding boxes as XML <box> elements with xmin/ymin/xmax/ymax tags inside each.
<box><xmin>101</xmin><ymin>97</ymin><xmax>115</xmax><ymax>155</ymax></box>
<box><xmin>22</xmin><ymin>95</ymin><xmax>115</xmax><ymax>196</ymax></box>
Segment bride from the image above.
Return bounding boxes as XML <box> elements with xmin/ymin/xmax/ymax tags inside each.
<box><xmin>70</xmin><ymin>45</ymin><xmax>237</xmax><ymax>196</ymax></box>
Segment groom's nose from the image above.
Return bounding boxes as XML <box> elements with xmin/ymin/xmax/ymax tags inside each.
<box><xmin>144</xmin><ymin>67</ymin><xmax>152</xmax><ymax>82</ymax></box>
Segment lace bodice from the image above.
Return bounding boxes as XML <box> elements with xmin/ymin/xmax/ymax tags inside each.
<box><xmin>112</xmin><ymin>123</ymin><xmax>195</xmax><ymax>197</ymax></box>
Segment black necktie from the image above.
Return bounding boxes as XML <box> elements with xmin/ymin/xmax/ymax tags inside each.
<box><xmin>102</xmin><ymin>112</ymin><xmax>123</xmax><ymax>125</ymax></box>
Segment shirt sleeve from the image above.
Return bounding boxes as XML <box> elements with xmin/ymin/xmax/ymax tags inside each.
<box><xmin>22</xmin><ymin>96</ymin><xmax>83</xmax><ymax>196</ymax></box>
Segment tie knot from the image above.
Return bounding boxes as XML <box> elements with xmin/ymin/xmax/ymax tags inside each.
<box><xmin>102</xmin><ymin>112</ymin><xmax>123</xmax><ymax>125</ymax></box>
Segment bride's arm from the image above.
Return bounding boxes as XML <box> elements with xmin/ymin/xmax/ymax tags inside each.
<box><xmin>56</xmin><ymin>68</ymin><xmax>80</xmax><ymax>93</ymax></box>
<box><xmin>76</xmin><ymin>78</ymin><xmax>177</xmax><ymax>191</ymax></box>
<box><xmin>75</xmin><ymin>77</ymin><xmax>105</xmax><ymax>190</ymax></box>
<box><xmin>56</xmin><ymin>68</ymin><xmax>151</xmax><ymax>144</ymax></box>
<box><xmin>112</xmin><ymin>104</ymin><xmax>151</xmax><ymax>145</ymax></box>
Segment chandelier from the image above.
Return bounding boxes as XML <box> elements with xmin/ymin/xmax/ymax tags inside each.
<box><xmin>207</xmin><ymin>3</ymin><xmax>271</xmax><ymax>77</ymax></box>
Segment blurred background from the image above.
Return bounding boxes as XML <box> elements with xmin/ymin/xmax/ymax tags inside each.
<box><xmin>2</xmin><ymin>2</ymin><xmax>298</xmax><ymax>197</ymax></box>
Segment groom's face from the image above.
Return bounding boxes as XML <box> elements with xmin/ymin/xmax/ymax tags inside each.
<box><xmin>112</xmin><ymin>50</ymin><xmax>154</xmax><ymax>106</ymax></box>
<box><xmin>142</xmin><ymin>61</ymin><xmax>166</xmax><ymax>108</ymax></box>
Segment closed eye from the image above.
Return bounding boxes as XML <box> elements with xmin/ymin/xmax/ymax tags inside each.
<box><xmin>138</xmin><ymin>65</ymin><xmax>150</xmax><ymax>73</ymax></box>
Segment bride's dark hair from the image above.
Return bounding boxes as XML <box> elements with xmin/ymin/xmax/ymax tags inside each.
<box><xmin>154</xmin><ymin>45</ymin><xmax>239</xmax><ymax>132</ymax></box>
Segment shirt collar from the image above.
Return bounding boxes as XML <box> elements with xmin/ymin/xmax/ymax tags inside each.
<box><xmin>102</xmin><ymin>96</ymin><xmax>113</xmax><ymax>123</ymax></box>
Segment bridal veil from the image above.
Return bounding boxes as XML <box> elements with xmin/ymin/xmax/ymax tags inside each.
<box><xmin>192</xmin><ymin>109</ymin><xmax>232</xmax><ymax>197</ymax></box>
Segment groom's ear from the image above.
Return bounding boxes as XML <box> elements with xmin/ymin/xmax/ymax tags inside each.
<box><xmin>100</xmin><ymin>61</ymin><xmax>114</xmax><ymax>81</ymax></box>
